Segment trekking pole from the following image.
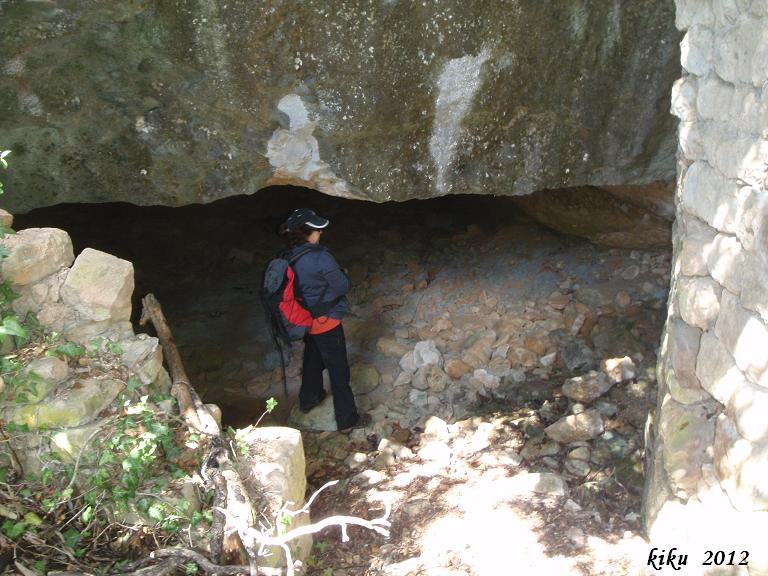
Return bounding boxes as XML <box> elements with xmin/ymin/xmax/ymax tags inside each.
<box><xmin>269</xmin><ymin>324</ymin><xmax>290</xmax><ymax>398</ymax></box>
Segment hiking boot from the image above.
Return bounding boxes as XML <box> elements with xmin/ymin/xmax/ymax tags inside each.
<box><xmin>339</xmin><ymin>413</ymin><xmax>371</xmax><ymax>434</ymax></box>
<box><xmin>299</xmin><ymin>390</ymin><xmax>327</xmax><ymax>413</ymax></box>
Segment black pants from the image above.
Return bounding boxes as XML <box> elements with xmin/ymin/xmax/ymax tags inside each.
<box><xmin>300</xmin><ymin>324</ymin><xmax>359</xmax><ymax>429</ymax></box>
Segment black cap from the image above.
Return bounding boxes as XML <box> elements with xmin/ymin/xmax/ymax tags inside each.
<box><xmin>285</xmin><ymin>208</ymin><xmax>330</xmax><ymax>231</ymax></box>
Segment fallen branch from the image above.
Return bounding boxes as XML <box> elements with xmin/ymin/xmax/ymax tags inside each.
<box><xmin>140</xmin><ymin>294</ymin><xmax>219</xmax><ymax>436</ymax></box>
<box><xmin>139</xmin><ymin>293</ymin><xmax>257</xmax><ymax>568</ymax></box>
<box><xmin>49</xmin><ymin>558</ymin><xmax>178</xmax><ymax>576</ymax></box>
<box><xmin>151</xmin><ymin>548</ymin><xmax>284</xmax><ymax>575</ymax></box>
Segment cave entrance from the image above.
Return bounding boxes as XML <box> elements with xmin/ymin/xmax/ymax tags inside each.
<box><xmin>15</xmin><ymin>188</ymin><xmax>670</xmax><ymax>445</ymax></box>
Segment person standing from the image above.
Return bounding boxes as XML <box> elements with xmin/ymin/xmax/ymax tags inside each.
<box><xmin>279</xmin><ymin>208</ymin><xmax>365</xmax><ymax>432</ymax></box>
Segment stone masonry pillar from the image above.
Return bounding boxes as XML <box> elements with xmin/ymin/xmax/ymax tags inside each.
<box><xmin>644</xmin><ymin>2</ymin><xmax>768</xmax><ymax>574</ymax></box>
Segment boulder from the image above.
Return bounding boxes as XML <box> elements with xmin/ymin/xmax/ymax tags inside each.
<box><xmin>560</xmin><ymin>339</ymin><xmax>595</xmax><ymax>372</ymax></box>
<box><xmin>445</xmin><ymin>358</ymin><xmax>471</xmax><ymax>380</ymax></box>
<box><xmin>0</xmin><ymin>228</ymin><xmax>73</xmax><ymax>286</ymax></box>
<box><xmin>2</xmin><ymin>378</ymin><xmax>123</xmax><ymax>429</ymax></box>
<box><xmin>506</xmin><ymin>472</ymin><xmax>567</xmax><ymax>497</ymax></box>
<box><xmin>376</xmin><ymin>337</ymin><xmax>410</xmax><ymax>359</ymax></box>
<box><xmin>715</xmin><ymin>414</ymin><xmax>768</xmax><ymax>512</ymax></box>
<box><xmin>411</xmin><ymin>364</ymin><xmax>449</xmax><ymax>393</ymax></box>
<box><xmin>601</xmin><ymin>356</ymin><xmax>637</xmax><ymax>383</ymax></box>
<box><xmin>235</xmin><ymin>426</ymin><xmax>312</xmax><ymax>568</ymax></box>
<box><xmin>61</xmin><ymin>248</ymin><xmax>134</xmax><ymax>323</ymax></box>
<box><xmin>545</xmin><ymin>409</ymin><xmax>604</xmax><ymax>443</ymax></box>
<box><xmin>119</xmin><ymin>335</ymin><xmax>164</xmax><ymax>385</ymax></box>
<box><xmin>562</xmin><ymin>371</ymin><xmax>614</xmax><ymax>403</ymax></box>
<box><xmin>413</xmin><ymin>340</ymin><xmax>443</xmax><ymax>369</ymax></box>
<box><xmin>350</xmin><ymin>363</ymin><xmax>380</xmax><ymax>394</ymax></box>
<box><xmin>287</xmin><ymin>395</ymin><xmax>337</xmax><ymax>432</ymax></box>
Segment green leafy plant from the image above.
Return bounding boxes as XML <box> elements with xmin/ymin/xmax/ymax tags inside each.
<box><xmin>253</xmin><ymin>396</ymin><xmax>278</xmax><ymax>427</ymax></box>
<box><xmin>0</xmin><ymin>150</ymin><xmax>9</xmax><ymax>196</ymax></box>
<box><xmin>46</xmin><ymin>341</ymin><xmax>86</xmax><ymax>359</ymax></box>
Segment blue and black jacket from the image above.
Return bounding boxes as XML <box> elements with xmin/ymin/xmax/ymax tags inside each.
<box><xmin>287</xmin><ymin>243</ymin><xmax>351</xmax><ymax>320</ymax></box>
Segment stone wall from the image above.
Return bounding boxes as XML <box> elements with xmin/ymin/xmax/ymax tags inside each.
<box><xmin>645</xmin><ymin>2</ymin><xmax>768</xmax><ymax>573</ymax></box>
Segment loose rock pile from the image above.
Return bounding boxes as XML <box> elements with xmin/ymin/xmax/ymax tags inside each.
<box><xmin>0</xmin><ymin>226</ymin><xmax>171</xmax><ymax>472</ymax></box>
<box><xmin>288</xmin><ymin>217</ymin><xmax>669</xmax><ymax>574</ymax></box>
<box><xmin>287</xmin><ymin>219</ymin><xmax>670</xmax><ymax>444</ymax></box>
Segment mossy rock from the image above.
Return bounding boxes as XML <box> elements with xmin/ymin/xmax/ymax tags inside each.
<box><xmin>3</xmin><ymin>378</ymin><xmax>123</xmax><ymax>429</ymax></box>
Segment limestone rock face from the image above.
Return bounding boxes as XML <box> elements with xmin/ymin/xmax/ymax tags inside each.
<box><xmin>0</xmin><ymin>1</ymin><xmax>679</xmax><ymax>212</ymax></box>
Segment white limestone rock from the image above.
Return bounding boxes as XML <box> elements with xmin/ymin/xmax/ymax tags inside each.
<box><xmin>675</xmin><ymin>0</ymin><xmax>715</xmax><ymax>29</ymax></box>
<box><xmin>544</xmin><ymin>409</ymin><xmax>604</xmax><ymax>444</ymax></box>
<box><xmin>662</xmin><ymin>318</ymin><xmax>706</xmax><ymax>404</ymax></box>
<box><xmin>677</xmin><ymin>276</ymin><xmax>722</xmax><ymax>330</ymax></box>
<box><xmin>696</xmin><ymin>331</ymin><xmax>746</xmax><ymax>406</ymax></box>
<box><xmin>727</xmin><ymin>381</ymin><xmax>768</xmax><ymax>443</ymax></box>
<box><xmin>601</xmin><ymin>356</ymin><xmax>637</xmax><ymax>383</ymax></box>
<box><xmin>562</xmin><ymin>371</ymin><xmax>614</xmax><ymax>403</ymax></box>
<box><xmin>696</xmin><ymin>74</ymin><xmax>735</xmax><ymax>122</ymax></box>
<box><xmin>682</xmin><ymin>162</ymin><xmax>742</xmax><ymax>235</ymax></box>
<box><xmin>0</xmin><ymin>228</ymin><xmax>73</xmax><ymax>286</ymax></box>
<box><xmin>119</xmin><ymin>335</ymin><xmax>164</xmax><ymax>385</ymax></box>
<box><xmin>413</xmin><ymin>340</ymin><xmax>443</xmax><ymax>368</ymax></box>
<box><xmin>506</xmin><ymin>472</ymin><xmax>567</xmax><ymax>497</ymax></box>
<box><xmin>660</xmin><ymin>396</ymin><xmax>715</xmax><ymax>499</ymax></box>
<box><xmin>714</xmin><ymin>19</ymin><xmax>768</xmax><ymax>87</ymax></box>
<box><xmin>670</xmin><ymin>76</ymin><xmax>698</xmax><ymax>122</ymax></box>
<box><xmin>740</xmin><ymin>251</ymin><xmax>768</xmax><ymax>324</ymax></box>
<box><xmin>235</xmin><ymin>426</ymin><xmax>312</xmax><ymax>568</ymax></box>
<box><xmin>715</xmin><ymin>290</ymin><xmax>768</xmax><ymax>388</ymax></box>
<box><xmin>679</xmin><ymin>216</ymin><xmax>716</xmax><ymax>277</ymax></box>
<box><xmin>61</xmin><ymin>248</ymin><xmax>134</xmax><ymax>323</ymax></box>
<box><xmin>680</xmin><ymin>26</ymin><xmax>714</xmax><ymax>76</ymax></box>
<box><xmin>707</xmin><ymin>234</ymin><xmax>744</xmax><ymax>295</ymax></box>
<box><xmin>715</xmin><ymin>413</ymin><xmax>768</xmax><ymax>512</ymax></box>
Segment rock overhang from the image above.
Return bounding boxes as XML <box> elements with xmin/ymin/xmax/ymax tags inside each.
<box><xmin>0</xmin><ymin>1</ymin><xmax>681</xmax><ymax>213</ymax></box>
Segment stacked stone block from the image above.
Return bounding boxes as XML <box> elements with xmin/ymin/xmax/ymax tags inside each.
<box><xmin>646</xmin><ymin>1</ymin><xmax>768</xmax><ymax>573</ymax></box>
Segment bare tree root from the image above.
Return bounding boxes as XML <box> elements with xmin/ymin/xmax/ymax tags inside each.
<box><xmin>140</xmin><ymin>294</ymin><xmax>257</xmax><ymax>567</ymax></box>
